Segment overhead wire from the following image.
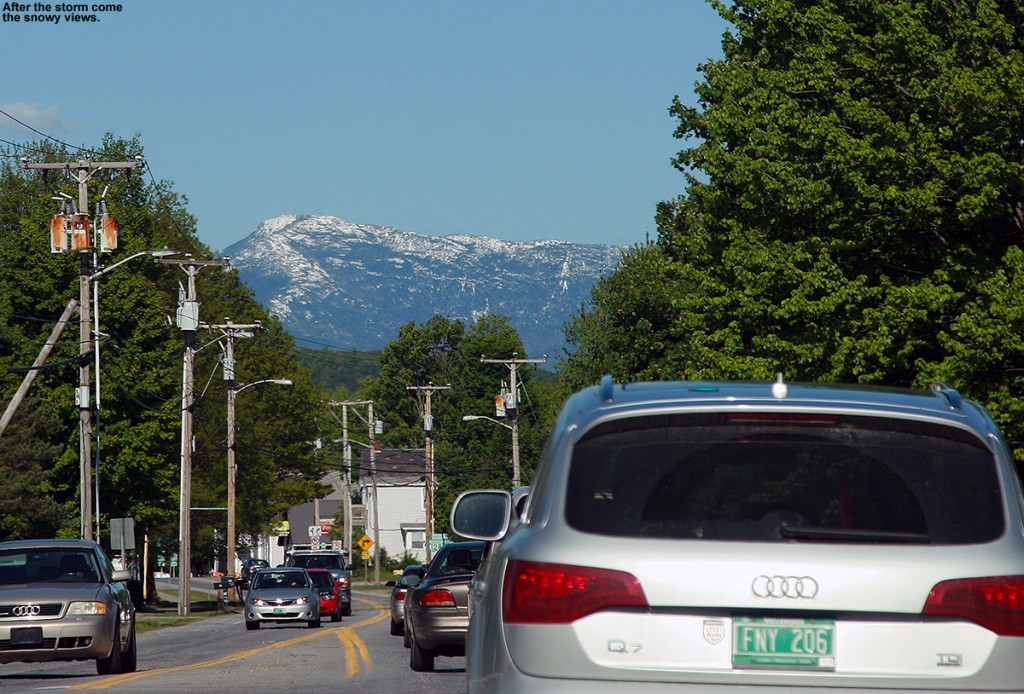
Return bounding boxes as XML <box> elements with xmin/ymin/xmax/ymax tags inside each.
<box><xmin>0</xmin><ymin>106</ymin><xmax>102</xmax><ymax>158</ymax></box>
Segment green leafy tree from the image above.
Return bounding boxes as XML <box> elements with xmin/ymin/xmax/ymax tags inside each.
<box><xmin>562</xmin><ymin>0</ymin><xmax>1024</xmax><ymax>459</ymax></box>
<box><xmin>0</xmin><ymin>136</ymin><xmax>327</xmax><ymax>568</ymax></box>
<box><xmin>362</xmin><ymin>313</ymin><xmax>556</xmax><ymax>538</ymax></box>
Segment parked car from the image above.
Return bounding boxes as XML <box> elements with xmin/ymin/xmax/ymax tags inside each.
<box><xmin>450</xmin><ymin>376</ymin><xmax>1024</xmax><ymax>692</ymax></box>
<box><xmin>286</xmin><ymin>550</ymin><xmax>352</xmax><ymax>616</ymax></box>
<box><xmin>404</xmin><ymin>541</ymin><xmax>484</xmax><ymax>672</ymax></box>
<box><xmin>236</xmin><ymin>557</ymin><xmax>269</xmax><ymax>591</ymax></box>
<box><xmin>385</xmin><ymin>564</ymin><xmax>425</xmax><ymax>636</ymax></box>
<box><xmin>306</xmin><ymin>568</ymin><xmax>342</xmax><ymax>622</ymax></box>
<box><xmin>0</xmin><ymin>538</ymin><xmax>137</xmax><ymax>675</ymax></box>
<box><xmin>244</xmin><ymin>567</ymin><xmax>320</xmax><ymax>630</ymax></box>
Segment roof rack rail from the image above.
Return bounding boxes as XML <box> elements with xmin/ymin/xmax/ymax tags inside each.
<box><xmin>929</xmin><ymin>382</ymin><xmax>963</xmax><ymax>410</ymax></box>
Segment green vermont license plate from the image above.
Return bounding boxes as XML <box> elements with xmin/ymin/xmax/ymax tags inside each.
<box><xmin>273</xmin><ymin>608</ymin><xmax>286</xmax><ymax>615</ymax></box>
<box><xmin>732</xmin><ymin>617</ymin><xmax>836</xmax><ymax>669</ymax></box>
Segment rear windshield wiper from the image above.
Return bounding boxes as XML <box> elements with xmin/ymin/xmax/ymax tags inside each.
<box><xmin>778</xmin><ymin>526</ymin><xmax>931</xmax><ymax>543</ymax></box>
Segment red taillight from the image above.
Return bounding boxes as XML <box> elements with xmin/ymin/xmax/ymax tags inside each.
<box><xmin>923</xmin><ymin>575</ymin><xmax>1024</xmax><ymax>637</ymax></box>
<box><xmin>420</xmin><ymin>589</ymin><xmax>456</xmax><ymax>608</ymax></box>
<box><xmin>396</xmin><ymin>590</ymin><xmax>407</xmax><ymax>601</ymax></box>
<box><xmin>502</xmin><ymin>560</ymin><xmax>647</xmax><ymax>624</ymax></box>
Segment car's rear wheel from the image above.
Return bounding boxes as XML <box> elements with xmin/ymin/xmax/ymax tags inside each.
<box><xmin>96</xmin><ymin>621</ymin><xmax>123</xmax><ymax>675</ymax></box>
<box><xmin>245</xmin><ymin>620</ymin><xmax>259</xmax><ymax>631</ymax></box>
<box><xmin>409</xmin><ymin>634</ymin><xmax>434</xmax><ymax>672</ymax></box>
<box><xmin>390</xmin><ymin>617</ymin><xmax>403</xmax><ymax>636</ymax></box>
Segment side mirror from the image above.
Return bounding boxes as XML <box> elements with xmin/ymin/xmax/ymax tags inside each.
<box><xmin>450</xmin><ymin>489</ymin><xmax>512</xmax><ymax>541</ymax></box>
<box><xmin>385</xmin><ymin>580</ymin><xmax>396</xmax><ymax>587</ymax></box>
<box><xmin>110</xmin><ymin>569</ymin><xmax>132</xmax><ymax>583</ymax></box>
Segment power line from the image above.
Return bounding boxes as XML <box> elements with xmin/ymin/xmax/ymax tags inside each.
<box><xmin>0</xmin><ymin>107</ymin><xmax>101</xmax><ymax>157</ymax></box>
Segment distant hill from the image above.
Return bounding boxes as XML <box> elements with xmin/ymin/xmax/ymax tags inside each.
<box><xmin>295</xmin><ymin>346</ymin><xmax>380</xmax><ymax>393</ymax></box>
<box><xmin>225</xmin><ymin>215</ymin><xmax>624</xmax><ymax>359</ymax></box>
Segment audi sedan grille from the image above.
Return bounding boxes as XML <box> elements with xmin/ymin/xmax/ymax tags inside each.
<box><xmin>0</xmin><ymin>603</ymin><xmax>63</xmax><ymax>618</ymax></box>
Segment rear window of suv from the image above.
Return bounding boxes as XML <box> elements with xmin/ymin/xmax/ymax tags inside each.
<box><xmin>289</xmin><ymin>554</ymin><xmax>343</xmax><ymax>569</ymax></box>
<box><xmin>566</xmin><ymin>412</ymin><xmax>1004</xmax><ymax>544</ymax></box>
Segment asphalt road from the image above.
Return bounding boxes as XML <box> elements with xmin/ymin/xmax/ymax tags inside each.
<box><xmin>0</xmin><ymin>585</ymin><xmax>466</xmax><ymax>693</ymax></box>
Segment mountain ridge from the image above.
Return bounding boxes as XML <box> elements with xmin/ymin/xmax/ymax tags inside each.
<box><xmin>225</xmin><ymin>215</ymin><xmax>624</xmax><ymax>359</ymax></box>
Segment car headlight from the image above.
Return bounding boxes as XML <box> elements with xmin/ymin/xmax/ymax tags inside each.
<box><xmin>295</xmin><ymin>596</ymin><xmax>311</xmax><ymax>605</ymax></box>
<box><xmin>337</xmin><ymin>577</ymin><xmax>350</xmax><ymax>588</ymax></box>
<box><xmin>250</xmin><ymin>598</ymin><xmax>267</xmax><ymax>606</ymax></box>
<box><xmin>68</xmin><ymin>602</ymin><xmax>108</xmax><ymax>616</ymax></box>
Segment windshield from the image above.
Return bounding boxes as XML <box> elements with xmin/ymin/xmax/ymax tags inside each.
<box><xmin>252</xmin><ymin>570</ymin><xmax>309</xmax><ymax>590</ymax></box>
<box><xmin>566</xmin><ymin>413</ymin><xmax>1004</xmax><ymax>545</ymax></box>
<box><xmin>0</xmin><ymin>548</ymin><xmax>102</xmax><ymax>584</ymax></box>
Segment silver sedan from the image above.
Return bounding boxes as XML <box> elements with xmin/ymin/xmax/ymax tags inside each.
<box><xmin>0</xmin><ymin>538</ymin><xmax>137</xmax><ymax>675</ymax></box>
<box><xmin>244</xmin><ymin>568</ymin><xmax>320</xmax><ymax>630</ymax></box>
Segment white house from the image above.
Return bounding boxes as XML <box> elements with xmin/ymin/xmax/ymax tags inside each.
<box><xmin>360</xmin><ymin>448</ymin><xmax>428</xmax><ymax>562</ymax></box>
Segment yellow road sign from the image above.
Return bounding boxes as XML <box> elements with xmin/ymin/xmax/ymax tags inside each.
<box><xmin>358</xmin><ymin>534</ymin><xmax>374</xmax><ymax>551</ymax></box>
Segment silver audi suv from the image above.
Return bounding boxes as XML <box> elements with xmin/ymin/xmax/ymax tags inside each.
<box><xmin>450</xmin><ymin>376</ymin><xmax>1024</xmax><ymax>692</ymax></box>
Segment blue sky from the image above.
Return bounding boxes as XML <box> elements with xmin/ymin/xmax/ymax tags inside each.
<box><xmin>1</xmin><ymin>1</ymin><xmax>728</xmax><ymax>253</ymax></box>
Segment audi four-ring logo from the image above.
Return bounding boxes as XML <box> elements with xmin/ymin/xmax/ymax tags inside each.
<box><xmin>12</xmin><ymin>604</ymin><xmax>42</xmax><ymax>617</ymax></box>
<box><xmin>751</xmin><ymin>575</ymin><xmax>819</xmax><ymax>599</ymax></box>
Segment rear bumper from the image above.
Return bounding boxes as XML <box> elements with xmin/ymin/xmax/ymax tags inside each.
<box><xmin>411</xmin><ymin>612</ymin><xmax>469</xmax><ymax>651</ymax></box>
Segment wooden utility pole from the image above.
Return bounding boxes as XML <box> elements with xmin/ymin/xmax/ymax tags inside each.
<box><xmin>155</xmin><ymin>257</ymin><xmax>230</xmax><ymax>615</ymax></box>
<box><xmin>406</xmin><ymin>383</ymin><xmax>451</xmax><ymax>562</ymax></box>
<box><xmin>480</xmin><ymin>353</ymin><xmax>547</xmax><ymax>488</ymax></box>
<box><xmin>20</xmin><ymin>156</ymin><xmax>145</xmax><ymax>541</ymax></box>
<box><xmin>0</xmin><ymin>299</ymin><xmax>78</xmax><ymax>437</ymax></box>
<box><xmin>205</xmin><ymin>318</ymin><xmax>263</xmax><ymax>601</ymax></box>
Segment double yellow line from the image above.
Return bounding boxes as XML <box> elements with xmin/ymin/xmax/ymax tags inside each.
<box><xmin>74</xmin><ymin>598</ymin><xmax>388</xmax><ymax>689</ymax></box>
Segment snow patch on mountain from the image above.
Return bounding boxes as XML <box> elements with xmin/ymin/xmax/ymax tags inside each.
<box><xmin>225</xmin><ymin>215</ymin><xmax>623</xmax><ymax>359</ymax></box>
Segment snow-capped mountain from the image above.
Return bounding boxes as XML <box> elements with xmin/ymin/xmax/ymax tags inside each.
<box><xmin>224</xmin><ymin>215</ymin><xmax>624</xmax><ymax>360</ymax></box>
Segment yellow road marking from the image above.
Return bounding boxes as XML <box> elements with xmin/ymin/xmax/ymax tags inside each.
<box><xmin>72</xmin><ymin>596</ymin><xmax>388</xmax><ymax>690</ymax></box>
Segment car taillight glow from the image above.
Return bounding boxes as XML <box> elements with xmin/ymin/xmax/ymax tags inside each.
<box><xmin>396</xmin><ymin>590</ymin><xmax>408</xmax><ymax>601</ymax></box>
<box><xmin>502</xmin><ymin>560</ymin><xmax>648</xmax><ymax>624</ymax></box>
<box><xmin>923</xmin><ymin>575</ymin><xmax>1024</xmax><ymax>637</ymax></box>
<box><xmin>420</xmin><ymin>589</ymin><xmax>456</xmax><ymax>608</ymax></box>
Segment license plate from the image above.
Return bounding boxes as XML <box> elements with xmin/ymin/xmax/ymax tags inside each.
<box><xmin>272</xmin><ymin>608</ymin><xmax>286</xmax><ymax>615</ymax></box>
<box><xmin>11</xmin><ymin>626</ymin><xmax>43</xmax><ymax>646</ymax></box>
<box><xmin>732</xmin><ymin>617</ymin><xmax>835</xmax><ymax>670</ymax></box>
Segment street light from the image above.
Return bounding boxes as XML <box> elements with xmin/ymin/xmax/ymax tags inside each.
<box><xmin>89</xmin><ymin>249</ymin><xmax>179</xmax><ymax>540</ymax></box>
<box><xmin>463</xmin><ymin>414</ymin><xmax>520</xmax><ymax>489</ymax></box>
<box><xmin>226</xmin><ymin>378</ymin><xmax>292</xmax><ymax>595</ymax></box>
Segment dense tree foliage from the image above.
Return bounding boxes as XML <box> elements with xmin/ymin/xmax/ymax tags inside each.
<box><xmin>561</xmin><ymin>0</ymin><xmax>1024</xmax><ymax>457</ymax></box>
<box><xmin>0</xmin><ymin>136</ymin><xmax>326</xmax><ymax>570</ymax></box>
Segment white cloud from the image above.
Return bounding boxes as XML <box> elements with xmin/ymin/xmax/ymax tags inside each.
<box><xmin>0</xmin><ymin>102</ymin><xmax>69</xmax><ymax>136</ymax></box>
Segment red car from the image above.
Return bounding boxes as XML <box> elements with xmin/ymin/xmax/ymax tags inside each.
<box><xmin>306</xmin><ymin>568</ymin><xmax>342</xmax><ymax>622</ymax></box>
